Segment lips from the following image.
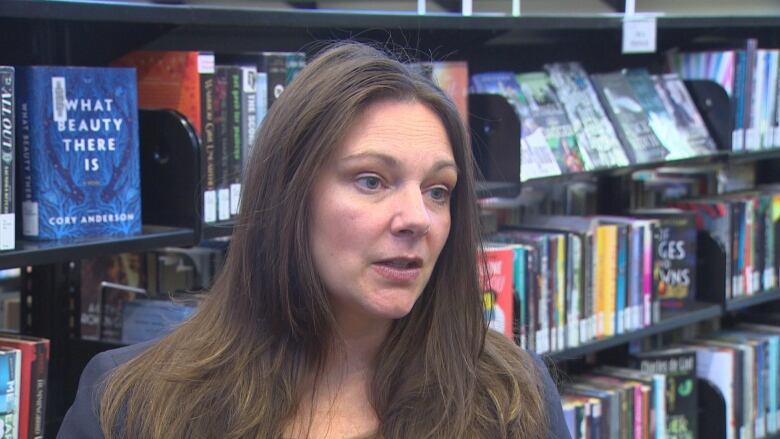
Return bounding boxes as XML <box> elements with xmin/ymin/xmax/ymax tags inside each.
<box><xmin>373</xmin><ymin>257</ymin><xmax>423</xmax><ymax>282</ymax></box>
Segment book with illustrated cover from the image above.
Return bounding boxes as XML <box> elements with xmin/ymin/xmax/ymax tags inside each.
<box><xmin>0</xmin><ymin>67</ymin><xmax>13</xmax><ymax>250</ymax></box>
<box><xmin>516</xmin><ymin>72</ymin><xmax>586</xmax><ymax>173</ymax></box>
<box><xmin>545</xmin><ymin>62</ymin><xmax>630</xmax><ymax>170</ymax></box>
<box><xmin>113</xmin><ymin>50</ymin><xmax>218</xmax><ymax>223</ymax></box>
<box><xmin>653</xmin><ymin>74</ymin><xmax>717</xmax><ymax>156</ymax></box>
<box><xmin>591</xmin><ymin>72</ymin><xmax>669</xmax><ymax>164</ymax></box>
<box><xmin>632</xmin><ymin>209</ymin><xmax>697</xmax><ymax>309</ymax></box>
<box><xmin>0</xmin><ymin>335</ymin><xmax>49</xmax><ymax>439</ymax></box>
<box><xmin>634</xmin><ymin>348</ymin><xmax>698</xmax><ymax>439</ymax></box>
<box><xmin>470</xmin><ymin>72</ymin><xmax>561</xmax><ymax>180</ymax></box>
<box><xmin>479</xmin><ymin>245</ymin><xmax>515</xmax><ymax>339</ymax></box>
<box><xmin>624</xmin><ymin>69</ymin><xmax>692</xmax><ymax>160</ymax></box>
<box><xmin>16</xmin><ymin>66</ymin><xmax>142</xmax><ymax>240</ymax></box>
<box><xmin>0</xmin><ymin>348</ymin><xmax>18</xmax><ymax>439</ymax></box>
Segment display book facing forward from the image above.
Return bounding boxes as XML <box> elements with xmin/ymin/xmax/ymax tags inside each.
<box><xmin>15</xmin><ymin>66</ymin><xmax>141</xmax><ymax>240</ymax></box>
<box><xmin>470</xmin><ymin>65</ymin><xmax>717</xmax><ymax>182</ymax></box>
<box><xmin>0</xmin><ymin>334</ymin><xmax>49</xmax><ymax>439</ymax></box>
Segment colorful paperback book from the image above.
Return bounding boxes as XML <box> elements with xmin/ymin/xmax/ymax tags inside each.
<box><xmin>653</xmin><ymin>74</ymin><xmax>718</xmax><ymax>156</ymax></box>
<box><xmin>516</xmin><ymin>72</ymin><xmax>587</xmax><ymax>173</ymax></box>
<box><xmin>591</xmin><ymin>72</ymin><xmax>669</xmax><ymax>164</ymax></box>
<box><xmin>16</xmin><ymin>66</ymin><xmax>141</xmax><ymax>240</ymax></box>
<box><xmin>479</xmin><ymin>245</ymin><xmax>515</xmax><ymax>339</ymax></box>
<box><xmin>634</xmin><ymin>348</ymin><xmax>698</xmax><ymax>439</ymax></box>
<box><xmin>625</xmin><ymin>69</ymin><xmax>692</xmax><ymax>160</ymax></box>
<box><xmin>470</xmin><ymin>72</ymin><xmax>561</xmax><ymax>180</ymax></box>
<box><xmin>545</xmin><ymin>62</ymin><xmax>630</xmax><ymax>169</ymax></box>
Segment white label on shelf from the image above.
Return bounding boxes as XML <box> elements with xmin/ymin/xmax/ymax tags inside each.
<box><xmin>0</xmin><ymin>214</ymin><xmax>13</xmax><ymax>250</ymax></box>
<box><xmin>204</xmin><ymin>190</ymin><xmax>217</xmax><ymax>223</ymax></box>
<box><xmin>230</xmin><ymin>183</ymin><xmax>241</xmax><ymax>216</ymax></box>
<box><xmin>218</xmin><ymin>189</ymin><xmax>230</xmax><ymax>221</ymax></box>
<box><xmin>622</xmin><ymin>15</ymin><xmax>656</xmax><ymax>54</ymax></box>
<box><xmin>462</xmin><ymin>0</ymin><xmax>472</xmax><ymax>16</ymax></box>
<box><xmin>51</xmin><ymin>77</ymin><xmax>67</xmax><ymax>123</ymax></box>
<box><xmin>773</xmin><ymin>127</ymin><xmax>780</xmax><ymax>147</ymax></box>
<box><xmin>644</xmin><ymin>294</ymin><xmax>651</xmax><ymax>326</ymax></box>
<box><xmin>579</xmin><ymin>319</ymin><xmax>588</xmax><ymax>344</ymax></box>
<box><xmin>418</xmin><ymin>0</ymin><xmax>425</xmax><ymax>14</ymax></box>
<box><xmin>550</xmin><ymin>327</ymin><xmax>557</xmax><ymax>352</ymax></box>
<box><xmin>616</xmin><ymin>309</ymin><xmax>624</xmax><ymax>334</ymax></box>
<box><xmin>512</xmin><ymin>0</ymin><xmax>520</xmax><ymax>17</ymax></box>
<box><xmin>198</xmin><ymin>53</ymin><xmax>215</xmax><ymax>74</ymax></box>
<box><xmin>22</xmin><ymin>201</ymin><xmax>38</xmax><ymax>236</ymax></box>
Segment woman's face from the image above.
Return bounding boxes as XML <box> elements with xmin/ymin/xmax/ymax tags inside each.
<box><xmin>309</xmin><ymin>100</ymin><xmax>457</xmax><ymax>328</ymax></box>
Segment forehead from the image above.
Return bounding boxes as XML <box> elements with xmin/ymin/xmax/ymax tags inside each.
<box><xmin>335</xmin><ymin>99</ymin><xmax>455</xmax><ymax>161</ymax></box>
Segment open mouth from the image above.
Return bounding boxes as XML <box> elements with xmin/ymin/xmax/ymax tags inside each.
<box><xmin>376</xmin><ymin>258</ymin><xmax>422</xmax><ymax>269</ymax></box>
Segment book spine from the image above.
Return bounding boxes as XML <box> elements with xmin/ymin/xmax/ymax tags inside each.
<box><xmin>556</xmin><ymin>235</ymin><xmax>566</xmax><ymax>351</ymax></box>
<box><xmin>214</xmin><ymin>66</ymin><xmax>231</xmax><ymax>222</ymax></box>
<box><xmin>16</xmin><ymin>70</ymin><xmax>39</xmax><ymax>239</ymax></box>
<box><xmin>237</xmin><ymin>66</ymin><xmax>257</xmax><ymax>216</ymax></box>
<box><xmin>229</xmin><ymin>68</ymin><xmax>242</xmax><ymax>218</ymax></box>
<box><xmin>0</xmin><ymin>67</ymin><xmax>13</xmax><ymax>250</ymax></box>
<box><xmin>199</xmin><ymin>53</ymin><xmax>217</xmax><ymax>224</ymax></box>
<box><xmin>32</xmin><ymin>340</ymin><xmax>48</xmax><ymax>439</ymax></box>
<box><xmin>616</xmin><ymin>225</ymin><xmax>627</xmax><ymax>335</ymax></box>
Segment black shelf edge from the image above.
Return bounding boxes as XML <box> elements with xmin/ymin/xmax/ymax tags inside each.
<box><xmin>519</xmin><ymin>148</ymin><xmax>780</xmax><ymax>186</ymax></box>
<box><xmin>546</xmin><ymin>302</ymin><xmax>722</xmax><ymax>361</ymax></box>
<box><xmin>725</xmin><ymin>288</ymin><xmax>780</xmax><ymax>312</ymax></box>
<box><xmin>0</xmin><ymin>225</ymin><xmax>195</xmax><ymax>269</ymax></box>
<box><xmin>201</xmin><ymin>221</ymin><xmax>235</xmax><ymax>241</ymax></box>
<box><xmin>4</xmin><ymin>1</ymin><xmax>780</xmax><ymax>31</ymax></box>
<box><xmin>521</xmin><ymin>152</ymin><xmax>724</xmax><ymax>185</ymax></box>
<box><xmin>476</xmin><ymin>181</ymin><xmax>521</xmax><ymax>199</ymax></box>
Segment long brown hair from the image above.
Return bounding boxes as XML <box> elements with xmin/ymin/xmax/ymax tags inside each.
<box><xmin>99</xmin><ymin>42</ymin><xmax>546</xmax><ymax>438</ymax></box>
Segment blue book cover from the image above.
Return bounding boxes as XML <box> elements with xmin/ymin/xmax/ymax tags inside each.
<box><xmin>16</xmin><ymin>66</ymin><xmax>141</xmax><ymax>240</ymax></box>
<box><xmin>0</xmin><ymin>350</ymin><xmax>14</xmax><ymax>415</ymax></box>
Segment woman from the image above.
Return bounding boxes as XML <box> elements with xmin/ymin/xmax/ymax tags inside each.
<box><xmin>59</xmin><ymin>42</ymin><xmax>569</xmax><ymax>439</ymax></box>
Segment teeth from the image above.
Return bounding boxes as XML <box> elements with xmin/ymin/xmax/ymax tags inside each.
<box><xmin>386</xmin><ymin>260</ymin><xmax>411</xmax><ymax>269</ymax></box>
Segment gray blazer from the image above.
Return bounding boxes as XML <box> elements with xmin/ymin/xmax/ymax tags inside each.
<box><xmin>57</xmin><ymin>341</ymin><xmax>571</xmax><ymax>438</ymax></box>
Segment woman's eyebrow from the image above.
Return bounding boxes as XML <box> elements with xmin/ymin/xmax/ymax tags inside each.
<box><xmin>341</xmin><ymin>152</ymin><xmax>458</xmax><ymax>174</ymax></box>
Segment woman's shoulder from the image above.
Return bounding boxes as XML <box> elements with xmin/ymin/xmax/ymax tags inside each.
<box><xmin>56</xmin><ymin>339</ymin><xmax>158</xmax><ymax>439</ymax></box>
<box><xmin>482</xmin><ymin>331</ymin><xmax>571</xmax><ymax>439</ymax></box>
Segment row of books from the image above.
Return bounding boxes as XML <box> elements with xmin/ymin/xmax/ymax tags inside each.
<box><xmin>79</xmin><ymin>243</ymin><xmax>226</xmax><ymax>341</ymax></box>
<box><xmin>672</xmin><ymin>186</ymin><xmax>780</xmax><ymax>300</ymax></box>
<box><xmin>470</xmin><ymin>65</ymin><xmax>717</xmax><ymax>181</ymax></box>
<box><xmin>670</xmin><ymin>40</ymin><xmax>780</xmax><ymax>153</ymax></box>
<box><xmin>479</xmin><ymin>211</ymin><xmax>697</xmax><ymax>354</ymax></box>
<box><xmin>0</xmin><ymin>50</ymin><xmax>305</xmax><ymax>249</ymax></box>
<box><xmin>113</xmin><ymin>50</ymin><xmax>306</xmax><ymax>224</ymax></box>
<box><xmin>0</xmin><ymin>334</ymin><xmax>49</xmax><ymax>439</ymax></box>
<box><xmin>563</xmin><ymin>321</ymin><xmax>780</xmax><ymax>439</ymax></box>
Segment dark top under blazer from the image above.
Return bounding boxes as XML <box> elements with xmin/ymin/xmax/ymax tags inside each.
<box><xmin>57</xmin><ymin>341</ymin><xmax>572</xmax><ymax>438</ymax></box>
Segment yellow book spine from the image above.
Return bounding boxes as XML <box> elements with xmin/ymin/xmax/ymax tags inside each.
<box><xmin>602</xmin><ymin>225</ymin><xmax>618</xmax><ymax>337</ymax></box>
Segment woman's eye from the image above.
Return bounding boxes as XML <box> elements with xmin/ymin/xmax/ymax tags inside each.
<box><xmin>429</xmin><ymin>186</ymin><xmax>450</xmax><ymax>202</ymax></box>
<box><xmin>356</xmin><ymin>175</ymin><xmax>382</xmax><ymax>191</ymax></box>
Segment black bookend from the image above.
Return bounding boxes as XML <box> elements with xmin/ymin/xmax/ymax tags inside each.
<box><xmin>696</xmin><ymin>231</ymin><xmax>727</xmax><ymax>305</ymax></box>
<box><xmin>468</xmin><ymin>94</ymin><xmax>521</xmax><ymax>184</ymax></box>
<box><xmin>685</xmin><ymin>79</ymin><xmax>733</xmax><ymax>152</ymax></box>
<box><xmin>697</xmin><ymin>378</ymin><xmax>727</xmax><ymax>439</ymax></box>
<box><xmin>139</xmin><ymin>109</ymin><xmax>201</xmax><ymax>233</ymax></box>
